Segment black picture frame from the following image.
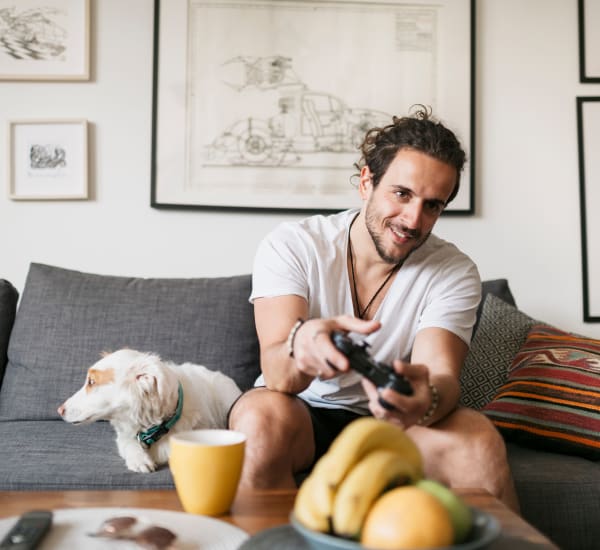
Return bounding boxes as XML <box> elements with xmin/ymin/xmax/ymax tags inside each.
<box><xmin>578</xmin><ymin>0</ymin><xmax>600</xmax><ymax>83</ymax></box>
<box><xmin>151</xmin><ymin>0</ymin><xmax>475</xmax><ymax>215</ymax></box>
<box><xmin>576</xmin><ymin>96</ymin><xmax>600</xmax><ymax>322</ymax></box>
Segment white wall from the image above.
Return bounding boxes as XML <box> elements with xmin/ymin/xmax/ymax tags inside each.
<box><xmin>1</xmin><ymin>0</ymin><xmax>600</xmax><ymax>338</ymax></box>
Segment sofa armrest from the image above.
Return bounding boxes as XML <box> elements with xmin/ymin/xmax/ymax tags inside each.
<box><xmin>0</xmin><ymin>279</ymin><xmax>19</xmax><ymax>387</ymax></box>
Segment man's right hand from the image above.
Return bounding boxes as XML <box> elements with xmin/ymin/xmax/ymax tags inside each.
<box><xmin>254</xmin><ymin>295</ymin><xmax>380</xmax><ymax>393</ymax></box>
<box><xmin>291</xmin><ymin>315</ymin><xmax>381</xmax><ymax>380</ymax></box>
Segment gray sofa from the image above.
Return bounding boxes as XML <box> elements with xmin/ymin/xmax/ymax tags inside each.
<box><xmin>0</xmin><ymin>263</ymin><xmax>598</xmax><ymax>549</ymax></box>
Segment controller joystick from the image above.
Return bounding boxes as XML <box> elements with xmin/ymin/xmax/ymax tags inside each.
<box><xmin>331</xmin><ymin>331</ymin><xmax>413</xmax><ymax>400</ymax></box>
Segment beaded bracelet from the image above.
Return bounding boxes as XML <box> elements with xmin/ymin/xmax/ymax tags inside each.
<box><xmin>286</xmin><ymin>318</ymin><xmax>305</xmax><ymax>358</ymax></box>
<box><xmin>417</xmin><ymin>383</ymin><xmax>439</xmax><ymax>426</ymax></box>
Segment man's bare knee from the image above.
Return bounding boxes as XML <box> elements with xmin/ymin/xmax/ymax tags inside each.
<box><xmin>228</xmin><ymin>388</ymin><xmax>315</xmax><ymax>489</ymax></box>
<box><xmin>230</xmin><ymin>388</ymin><xmax>303</xmax><ymax>433</ymax></box>
<box><xmin>409</xmin><ymin>408</ymin><xmax>519</xmax><ymax>512</ymax></box>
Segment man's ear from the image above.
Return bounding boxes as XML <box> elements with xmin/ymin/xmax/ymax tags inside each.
<box><xmin>359</xmin><ymin>166</ymin><xmax>373</xmax><ymax>200</ymax></box>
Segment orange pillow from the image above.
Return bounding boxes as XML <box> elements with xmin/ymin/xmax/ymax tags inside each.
<box><xmin>483</xmin><ymin>324</ymin><xmax>600</xmax><ymax>460</ymax></box>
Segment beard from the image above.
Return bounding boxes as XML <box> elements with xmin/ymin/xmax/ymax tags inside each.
<box><xmin>364</xmin><ymin>203</ymin><xmax>431</xmax><ymax>265</ymax></box>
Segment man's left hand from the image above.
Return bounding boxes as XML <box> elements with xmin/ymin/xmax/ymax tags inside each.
<box><xmin>361</xmin><ymin>360</ymin><xmax>432</xmax><ymax>428</ymax></box>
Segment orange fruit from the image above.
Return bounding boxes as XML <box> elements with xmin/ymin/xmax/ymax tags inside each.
<box><xmin>361</xmin><ymin>486</ymin><xmax>454</xmax><ymax>549</ymax></box>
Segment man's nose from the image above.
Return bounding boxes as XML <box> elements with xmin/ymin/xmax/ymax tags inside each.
<box><xmin>402</xmin><ymin>200</ymin><xmax>424</xmax><ymax>229</ymax></box>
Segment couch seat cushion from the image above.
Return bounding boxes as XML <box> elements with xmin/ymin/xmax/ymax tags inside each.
<box><xmin>0</xmin><ymin>420</ymin><xmax>174</xmax><ymax>490</ymax></box>
<box><xmin>507</xmin><ymin>442</ymin><xmax>600</xmax><ymax>550</ymax></box>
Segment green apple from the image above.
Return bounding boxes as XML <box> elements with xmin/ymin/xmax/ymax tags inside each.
<box><xmin>416</xmin><ymin>479</ymin><xmax>473</xmax><ymax>543</ymax></box>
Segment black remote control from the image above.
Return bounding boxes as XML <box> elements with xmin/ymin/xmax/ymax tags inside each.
<box><xmin>0</xmin><ymin>511</ymin><xmax>53</xmax><ymax>550</ymax></box>
<box><xmin>331</xmin><ymin>331</ymin><xmax>413</xmax><ymax>397</ymax></box>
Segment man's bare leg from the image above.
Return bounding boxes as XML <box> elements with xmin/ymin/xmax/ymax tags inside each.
<box><xmin>407</xmin><ymin>407</ymin><xmax>520</xmax><ymax>513</ymax></box>
<box><xmin>228</xmin><ymin>388</ymin><xmax>315</xmax><ymax>489</ymax></box>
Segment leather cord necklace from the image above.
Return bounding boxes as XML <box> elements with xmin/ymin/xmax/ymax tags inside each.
<box><xmin>348</xmin><ymin>216</ymin><xmax>401</xmax><ymax>319</ymax></box>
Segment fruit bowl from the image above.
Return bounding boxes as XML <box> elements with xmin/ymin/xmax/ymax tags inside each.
<box><xmin>290</xmin><ymin>508</ymin><xmax>501</xmax><ymax>550</ymax></box>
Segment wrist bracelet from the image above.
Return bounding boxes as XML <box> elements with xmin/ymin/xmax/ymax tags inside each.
<box><xmin>417</xmin><ymin>383</ymin><xmax>439</xmax><ymax>426</ymax></box>
<box><xmin>287</xmin><ymin>318</ymin><xmax>305</xmax><ymax>358</ymax></box>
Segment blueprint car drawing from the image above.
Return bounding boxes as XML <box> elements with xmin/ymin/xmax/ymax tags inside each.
<box><xmin>205</xmin><ymin>55</ymin><xmax>391</xmax><ymax>167</ymax></box>
<box><xmin>152</xmin><ymin>0</ymin><xmax>473</xmax><ymax>212</ymax></box>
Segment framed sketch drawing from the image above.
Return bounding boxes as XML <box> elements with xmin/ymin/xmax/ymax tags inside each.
<box><xmin>576</xmin><ymin>97</ymin><xmax>600</xmax><ymax>322</ymax></box>
<box><xmin>578</xmin><ymin>0</ymin><xmax>600</xmax><ymax>83</ymax></box>
<box><xmin>0</xmin><ymin>0</ymin><xmax>90</xmax><ymax>81</ymax></box>
<box><xmin>151</xmin><ymin>0</ymin><xmax>475</xmax><ymax>214</ymax></box>
<box><xmin>8</xmin><ymin>119</ymin><xmax>89</xmax><ymax>200</ymax></box>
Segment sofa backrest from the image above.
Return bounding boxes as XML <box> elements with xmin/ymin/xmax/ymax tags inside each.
<box><xmin>0</xmin><ymin>262</ymin><xmax>518</xmax><ymax>422</ymax></box>
<box><xmin>0</xmin><ymin>263</ymin><xmax>260</xmax><ymax>421</ymax></box>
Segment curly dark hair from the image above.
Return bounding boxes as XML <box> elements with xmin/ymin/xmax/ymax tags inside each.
<box><xmin>354</xmin><ymin>105</ymin><xmax>466</xmax><ymax>204</ymax></box>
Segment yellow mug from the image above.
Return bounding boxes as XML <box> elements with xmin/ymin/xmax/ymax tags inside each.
<box><xmin>169</xmin><ymin>429</ymin><xmax>246</xmax><ymax>516</ymax></box>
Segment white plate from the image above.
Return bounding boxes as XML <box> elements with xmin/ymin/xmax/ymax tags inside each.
<box><xmin>0</xmin><ymin>507</ymin><xmax>249</xmax><ymax>550</ymax></box>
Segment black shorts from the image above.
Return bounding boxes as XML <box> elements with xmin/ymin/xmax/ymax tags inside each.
<box><xmin>300</xmin><ymin>402</ymin><xmax>364</xmax><ymax>465</ymax></box>
<box><xmin>227</xmin><ymin>388</ymin><xmax>364</xmax><ymax>468</ymax></box>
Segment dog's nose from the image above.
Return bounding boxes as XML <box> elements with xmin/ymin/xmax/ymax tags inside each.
<box><xmin>57</xmin><ymin>404</ymin><xmax>65</xmax><ymax>416</ymax></box>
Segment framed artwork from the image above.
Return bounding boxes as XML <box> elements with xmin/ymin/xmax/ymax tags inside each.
<box><xmin>0</xmin><ymin>0</ymin><xmax>90</xmax><ymax>81</ymax></box>
<box><xmin>151</xmin><ymin>0</ymin><xmax>475</xmax><ymax>214</ymax></box>
<box><xmin>8</xmin><ymin>119</ymin><xmax>89</xmax><ymax>200</ymax></box>
<box><xmin>576</xmin><ymin>97</ymin><xmax>600</xmax><ymax>322</ymax></box>
<box><xmin>578</xmin><ymin>0</ymin><xmax>600</xmax><ymax>83</ymax></box>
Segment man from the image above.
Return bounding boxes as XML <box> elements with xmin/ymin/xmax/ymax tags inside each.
<box><xmin>228</xmin><ymin>107</ymin><xmax>519</xmax><ymax>511</ymax></box>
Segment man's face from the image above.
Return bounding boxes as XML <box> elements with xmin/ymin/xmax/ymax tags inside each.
<box><xmin>360</xmin><ymin>148</ymin><xmax>457</xmax><ymax>265</ymax></box>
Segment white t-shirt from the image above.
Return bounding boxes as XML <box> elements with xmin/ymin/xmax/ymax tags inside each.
<box><xmin>250</xmin><ymin>209</ymin><xmax>481</xmax><ymax>413</ymax></box>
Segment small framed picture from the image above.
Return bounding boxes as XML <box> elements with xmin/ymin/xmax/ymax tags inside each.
<box><xmin>8</xmin><ymin>119</ymin><xmax>89</xmax><ymax>200</ymax></box>
<box><xmin>0</xmin><ymin>0</ymin><xmax>90</xmax><ymax>81</ymax></box>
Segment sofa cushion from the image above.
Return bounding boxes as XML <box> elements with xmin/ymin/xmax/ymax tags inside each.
<box><xmin>507</xmin><ymin>442</ymin><xmax>600</xmax><ymax>550</ymax></box>
<box><xmin>0</xmin><ymin>420</ymin><xmax>174</xmax><ymax>490</ymax></box>
<box><xmin>0</xmin><ymin>263</ymin><xmax>260</xmax><ymax>421</ymax></box>
<box><xmin>483</xmin><ymin>324</ymin><xmax>600</xmax><ymax>460</ymax></box>
<box><xmin>0</xmin><ymin>279</ymin><xmax>18</xmax><ymax>386</ymax></box>
<box><xmin>476</xmin><ymin>278</ymin><xmax>516</xmax><ymax>330</ymax></box>
<box><xmin>460</xmin><ymin>294</ymin><xmax>538</xmax><ymax>410</ymax></box>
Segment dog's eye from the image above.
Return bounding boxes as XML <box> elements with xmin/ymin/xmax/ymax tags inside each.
<box><xmin>87</xmin><ymin>378</ymin><xmax>95</xmax><ymax>387</ymax></box>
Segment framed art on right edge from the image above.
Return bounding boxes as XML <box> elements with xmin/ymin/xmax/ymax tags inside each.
<box><xmin>578</xmin><ymin>0</ymin><xmax>600</xmax><ymax>82</ymax></box>
<box><xmin>576</xmin><ymin>97</ymin><xmax>600</xmax><ymax>322</ymax></box>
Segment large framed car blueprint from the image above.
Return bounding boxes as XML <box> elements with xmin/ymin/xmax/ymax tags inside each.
<box><xmin>151</xmin><ymin>0</ymin><xmax>475</xmax><ymax>214</ymax></box>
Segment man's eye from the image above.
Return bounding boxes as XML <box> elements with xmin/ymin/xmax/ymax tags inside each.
<box><xmin>425</xmin><ymin>202</ymin><xmax>443</xmax><ymax>215</ymax></box>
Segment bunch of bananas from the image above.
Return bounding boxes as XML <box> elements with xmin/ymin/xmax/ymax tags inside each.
<box><xmin>293</xmin><ymin>417</ymin><xmax>424</xmax><ymax>540</ymax></box>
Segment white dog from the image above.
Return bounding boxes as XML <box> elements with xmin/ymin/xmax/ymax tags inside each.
<box><xmin>57</xmin><ymin>349</ymin><xmax>242</xmax><ymax>473</ymax></box>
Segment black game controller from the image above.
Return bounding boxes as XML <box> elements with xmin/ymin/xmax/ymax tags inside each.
<box><xmin>331</xmin><ymin>331</ymin><xmax>413</xmax><ymax>402</ymax></box>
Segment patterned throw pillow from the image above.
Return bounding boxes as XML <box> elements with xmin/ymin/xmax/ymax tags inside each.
<box><xmin>460</xmin><ymin>294</ymin><xmax>538</xmax><ymax>410</ymax></box>
<box><xmin>482</xmin><ymin>324</ymin><xmax>600</xmax><ymax>460</ymax></box>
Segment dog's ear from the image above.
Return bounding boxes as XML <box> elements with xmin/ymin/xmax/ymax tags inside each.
<box><xmin>136</xmin><ymin>372</ymin><xmax>157</xmax><ymax>394</ymax></box>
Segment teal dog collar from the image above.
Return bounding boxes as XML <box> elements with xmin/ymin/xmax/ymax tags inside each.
<box><xmin>137</xmin><ymin>382</ymin><xmax>184</xmax><ymax>447</ymax></box>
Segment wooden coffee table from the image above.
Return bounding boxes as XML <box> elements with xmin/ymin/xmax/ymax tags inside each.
<box><xmin>0</xmin><ymin>488</ymin><xmax>558</xmax><ymax>549</ymax></box>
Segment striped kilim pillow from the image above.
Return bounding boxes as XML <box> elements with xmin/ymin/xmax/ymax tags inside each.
<box><xmin>482</xmin><ymin>324</ymin><xmax>600</xmax><ymax>459</ymax></box>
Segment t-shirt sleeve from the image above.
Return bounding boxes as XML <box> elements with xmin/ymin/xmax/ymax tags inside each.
<box><xmin>417</xmin><ymin>256</ymin><xmax>482</xmax><ymax>345</ymax></box>
<box><xmin>249</xmin><ymin>223</ymin><xmax>310</xmax><ymax>303</ymax></box>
